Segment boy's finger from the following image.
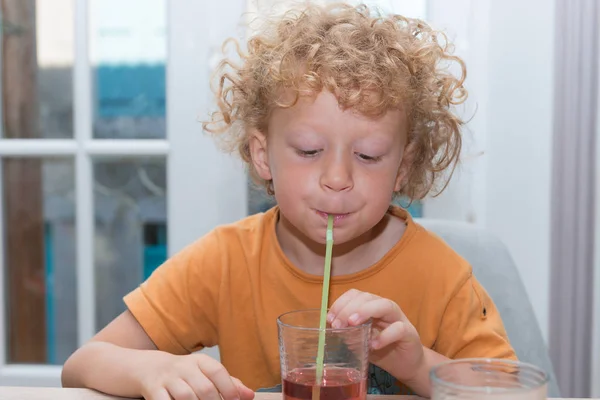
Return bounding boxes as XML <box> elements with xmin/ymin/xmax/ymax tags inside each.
<box><xmin>196</xmin><ymin>357</ymin><xmax>239</xmax><ymax>400</ymax></box>
<box><xmin>145</xmin><ymin>387</ymin><xmax>172</xmax><ymax>400</ymax></box>
<box><xmin>232</xmin><ymin>377</ymin><xmax>256</xmax><ymax>400</ymax></box>
<box><xmin>371</xmin><ymin>321</ymin><xmax>408</xmax><ymax>349</ymax></box>
<box><xmin>328</xmin><ymin>289</ymin><xmax>362</xmax><ymax>322</ymax></box>
<box><xmin>333</xmin><ymin>292</ymin><xmax>376</xmax><ymax>328</ymax></box>
<box><xmin>165</xmin><ymin>378</ymin><xmax>199</xmax><ymax>400</ymax></box>
<box><xmin>184</xmin><ymin>372</ymin><xmax>220</xmax><ymax>400</ymax></box>
<box><xmin>353</xmin><ymin>298</ymin><xmax>406</xmax><ymax>325</ymax></box>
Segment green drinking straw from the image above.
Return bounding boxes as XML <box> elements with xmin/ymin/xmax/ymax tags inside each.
<box><xmin>313</xmin><ymin>214</ymin><xmax>334</xmax><ymax>400</ymax></box>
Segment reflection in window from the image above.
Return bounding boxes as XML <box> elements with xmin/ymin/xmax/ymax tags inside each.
<box><xmin>93</xmin><ymin>158</ymin><xmax>167</xmax><ymax>332</ymax></box>
<box><xmin>248</xmin><ymin>180</ymin><xmax>277</xmax><ymax>215</ymax></box>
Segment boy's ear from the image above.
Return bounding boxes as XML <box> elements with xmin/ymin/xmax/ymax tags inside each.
<box><xmin>249</xmin><ymin>129</ymin><xmax>272</xmax><ymax>181</ymax></box>
<box><xmin>394</xmin><ymin>141</ymin><xmax>417</xmax><ymax>192</ymax></box>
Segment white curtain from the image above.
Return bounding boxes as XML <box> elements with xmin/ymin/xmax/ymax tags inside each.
<box><xmin>549</xmin><ymin>0</ymin><xmax>599</xmax><ymax>397</ymax></box>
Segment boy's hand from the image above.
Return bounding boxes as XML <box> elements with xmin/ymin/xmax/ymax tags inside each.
<box><xmin>327</xmin><ymin>289</ymin><xmax>426</xmax><ymax>389</ymax></box>
<box><xmin>138</xmin><ymin>352</ymin><xmax>255</xmax><ymax>400</ymax></box>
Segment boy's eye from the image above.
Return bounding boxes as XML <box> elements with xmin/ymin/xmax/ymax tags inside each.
<box><xmin>357</xmin><ymin>153</ymin><xmax>382</xmax><ymax>162</ymax></box>
<box><xmin>296</xmin><ymin>149</ymin><xmax>320</xmax><ymax>157</ymax></box>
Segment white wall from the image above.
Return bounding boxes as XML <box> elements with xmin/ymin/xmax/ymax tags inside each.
<box><xmin>168</xmin><ymin>0</ymin><xmax>248</xmax><ymax>256</ymax></box>
<box><xmin>484</xmin><ymin>0</ymin><xmax>555</xmax><ymax>344</ymax></box>
<box><xmin>424</xmin><ymin>0</ymin><xmax>555</xmax><ymax>343</ymax></box>
<box><xmin>168</xmin><ymin>0</ymin><xmax>249</xmax><ymax>362</ymax></box>
<box><xmin>423</xmin><ymin>0</ymin><xmax>491</xmax><ymax>226</ymax></box>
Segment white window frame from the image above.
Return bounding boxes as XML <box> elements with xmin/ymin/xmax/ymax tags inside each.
<box><xmin>0</xmin><ymin>0</ymin><xmax>247</xmax><ymax>386</ymax></box>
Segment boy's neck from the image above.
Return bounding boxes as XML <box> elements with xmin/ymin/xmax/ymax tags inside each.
<box><xmin>275</xmin><ymin>210</ymin><xmax>407</xmax><ymax>276</ymax></box>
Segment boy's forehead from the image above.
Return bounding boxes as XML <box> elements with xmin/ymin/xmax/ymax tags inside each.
<box><xmin>267</xmin><ymin>90</ymin><xmax>408</xmax><ymax>137</ymax></box>
<box><xmin>271</xmin><ymin>89</ymin><xmax>406</xmax><ymax>121</ymax></box>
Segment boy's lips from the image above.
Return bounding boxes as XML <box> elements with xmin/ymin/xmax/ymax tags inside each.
<box><xmin>315</xmin><ymin>210</ymin><xmax>351</xmax><ymax>225</ymax></box>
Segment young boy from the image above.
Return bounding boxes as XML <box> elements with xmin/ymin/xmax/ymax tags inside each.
<box><xmin>61</xmin><ymin>3</ymin><xmax>516</xmax><ymax>399</ymax></box>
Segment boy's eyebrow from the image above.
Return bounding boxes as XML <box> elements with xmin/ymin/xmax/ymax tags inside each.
<box><xmin>356</xmin><ymin>133</ymin><xmax>396</xmax><ymax>145</ymax></box>
<box><xmin>282</xmin><ymin>125</ymin><xmax>322</xmax><ymax>137</ymax></box>
<box><xmin>283</xmin><ymin>129</ymin><xmax>324</xmax><ymax>143</ymax></box>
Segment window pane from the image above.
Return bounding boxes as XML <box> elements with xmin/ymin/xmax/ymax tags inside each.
<box><xmin>90</xmin><ymin>0</ymin><xmax>167</xmax><ymax>139</ymax></box>
<box><xmin>1</xmin><ymin>0</ymin><xmax>74</xmax><ymax>139</ymax></box>
<box><xmin>2</xmin><ymin>157</ymin><xmax>77</xmax><ymax>364</ymax></box>
<box><xmin>94</xmin><ymin>157</ymin><xmax>167</xmax><ymax>329</ymax></box>
<box><xmin>393</xmin><ymin>198</ymin><xmax>423</xmax><ymax>218</ymax></box>
<box><xmin>248</xmin><ymin>179</ymin><xmax>276</xmax><ymax>215</ymax></box>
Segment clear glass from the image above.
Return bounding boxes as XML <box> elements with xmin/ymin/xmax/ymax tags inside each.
<box><xmin>93</xmin><ymin>157</ymin><xmax>167</xmax><ymax>330</ymax></box>
<box><xmin>2</xmin><ymin>157</ymin><xmax>77</xmax><ymax>364</ymax></box>
<box><xmin>89</xmin><ymin>0</ymin><xmax>167</xmax><ymax>139</ymax></box>
<box><xmin>277</xmin><ymin>309</ymin><xmax>371</xmax><ymax>400</ymax></box>
<box><xmin>2</xmin><ymin>0</ymin><xmax>74</xmax><ymax>138</ymax></box>
<box><xmin>430</xmin><ymin>358</ymin><xmax>549</xmax><ymax>400</ymax></box>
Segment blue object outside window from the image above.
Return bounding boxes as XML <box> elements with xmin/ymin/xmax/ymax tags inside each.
<box><xmin>44</xmin><ymin>223</ymin><xmax>56</xmax><ymax>364</ymax></box>
<box><xmin>143</xmin><ymin>223</ymin><xmax>167</xmax><ymax>279</ymax></box>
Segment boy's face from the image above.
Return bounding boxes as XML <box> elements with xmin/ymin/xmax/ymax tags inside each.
<box><xmin>250</xmin><ymin>90</ymin><xmax>411</xmax><ymax>245</ymax></box>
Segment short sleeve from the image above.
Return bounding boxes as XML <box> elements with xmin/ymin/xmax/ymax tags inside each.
<box><xmin>433</xmin><ymin>274</ymin><xmax>517</xmax><ymax>360</ymax></box>
<box><xmin>123</xmin><ymin>231</ymin><xmax>223</xmax><ymax>355</ymax></box>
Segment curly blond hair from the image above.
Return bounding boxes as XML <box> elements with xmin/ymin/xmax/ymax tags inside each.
<box><xmin>203</xmin><ymin>2</ymin><xmax>467</xmax><ymax>200</ymax></box>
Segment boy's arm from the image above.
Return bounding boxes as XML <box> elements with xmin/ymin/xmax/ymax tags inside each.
<box><xmin>387</xmin><ymin>274</ymin><xmax>515</xmax><ymax>397</ymax></box>
<box><xmin>62</xmin><ymin>231</ymin><xmax>228</xmax><ymax>398</ymax></box>
<box><xmin>61</xmin><ymin>310</ymin><xmax>174</xmax><ymax>397</ymax></box>
<box><xmin>432</xmin><ymin>274</ymin><xmax>516</xmax><ymax>360</ymax></box>
<box><xmin>62</xmin><ymin>310</ymin><xmax>251</xmax><ymax>400</ymax></box>
<box><xmin>390</xmin><ymin>347</ymin><xmax>449</xmax><ymax>398</ymax></box>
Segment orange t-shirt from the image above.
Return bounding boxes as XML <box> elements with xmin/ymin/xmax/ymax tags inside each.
<box><xmin>124</xmin><ymin>206</ymin><xmax>515</xmax><ymax>393</ymax></box>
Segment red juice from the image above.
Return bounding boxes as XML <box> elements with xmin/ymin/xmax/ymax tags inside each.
<box><xmin>283</xmin><ymin>367</ymin><xmax>367</xmax><ymax>400</ymax></box>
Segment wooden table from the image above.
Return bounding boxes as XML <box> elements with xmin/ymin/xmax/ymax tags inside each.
<box><xmin>0</xmin><ymin>389</ymin><xmax>419</xmax><ymax>399</ymax></box>
<box><xmin>0</xmin><ymin>388</ymin><xmax>593</xmax><ymax>400</ymax></box>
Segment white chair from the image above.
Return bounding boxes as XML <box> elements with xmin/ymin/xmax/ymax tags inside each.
<box><xmin>417</xmin><ymin>218</ymin><xmax>560</xmax><ymax>397</ymax></box>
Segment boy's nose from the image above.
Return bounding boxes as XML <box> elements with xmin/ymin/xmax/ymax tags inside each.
<box><xmin>320</xmin><ymin>154</ymin><xmax>354</xmax><ymax>192</ymax></box>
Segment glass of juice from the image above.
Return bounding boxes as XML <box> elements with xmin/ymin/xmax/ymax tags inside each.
<box><xmin>430</xmin><ymin>358</ymin><xmax>549</xmax><ymax>400</ymax></box>
<box><xmin>277</xmin><ymin>309</ymin><xmax>371</xmax><ymax>400</ymax></box>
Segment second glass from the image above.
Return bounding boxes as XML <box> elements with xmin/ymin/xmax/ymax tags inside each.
<box><xmin>430</xmin><ymin>358</ymin><xmax>548</xmax><ymax>400</ymax></box>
